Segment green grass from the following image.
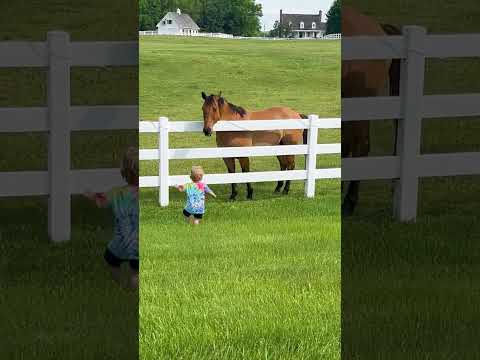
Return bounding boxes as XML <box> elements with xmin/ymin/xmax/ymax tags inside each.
<box><xmin>139</xmin><ymin>37</ymin><xmax>341</xmax><ymax>359</ymax></box>
<box><xmin>1</xmin><ymin>197</ymin><xmax>138</xmax><ymax>359</ymax></box>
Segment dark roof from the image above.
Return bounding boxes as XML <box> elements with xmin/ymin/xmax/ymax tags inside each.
<box><xmin>281</xmin><ymin>13</ymin><xmax>325</xmax><ymax>31</ymax></box>
<box><xmin>159</xmin><ymin>12</ymin><xmax>200</xmax><ymax>30</ymax></box>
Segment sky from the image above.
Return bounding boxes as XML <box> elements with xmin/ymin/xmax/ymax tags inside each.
<box><xmin>256</xmin><ymin>0</ymin><xmax>335</xmax><ymax>31</ymax></box>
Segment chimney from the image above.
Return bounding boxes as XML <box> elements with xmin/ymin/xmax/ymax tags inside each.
<box><xmin>280</xmin><ymin>9</ymin><xmax>283</xmax><ymax>23</ymax></box>
<box><xmin>319</xmin><ymin>10</ymin><xmax>322</xmax><ymax>21</ymax></box>
<box><xmin>177</xmin><ymin>8</ymin><xmax>181</xmax><ymax>15</ymax></box>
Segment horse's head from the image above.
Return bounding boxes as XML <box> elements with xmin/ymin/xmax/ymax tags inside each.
<box><xmin>201</xmin><ymin>91</ymin><xmax>225</xmax><ymax>136</ymax></box>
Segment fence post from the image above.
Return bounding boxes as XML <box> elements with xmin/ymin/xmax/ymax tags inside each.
<box><xmin>393</xmin><ymin>26</ymin><xmax>426</xmax><ymax>222</ymax></box>
<box><xmin>159</xmin><ymin>117</ymin><xmax>169</xmax><ymax>206</ymax></box>
<box><xmin>305</xmin><ymin>114</ymin><xmax>319</xmax><ymax>198</ymax></box>
<box><xmin>47</xmin><ymin>31</ymin><xmax>71</xmax><ymax>242</ymax></box>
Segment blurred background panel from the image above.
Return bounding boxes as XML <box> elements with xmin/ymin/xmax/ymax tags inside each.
<box><xmin>0</xmin><ymin>1</ymin><xmax>138</xmax><ymax>359</ymax></box>
<box><xmin>342</xmin><ymin>1</ymin><xmax>480</xmax><ymax>359</ymax></box>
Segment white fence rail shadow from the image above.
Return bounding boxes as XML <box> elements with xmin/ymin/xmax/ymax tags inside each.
<box><xmin>0</xmin><ymin>31</ymin><xmax>138</xmax><ymax>242</ymax></box>
<box><xmin>343</xmin><ymin>25</ymin><xmax>480</xmax><ymax>222</ymax></box>
<box><xmin>139</xmin><ymin>116</ymin><xmax>341</xmax><ymax>206</ymax></box>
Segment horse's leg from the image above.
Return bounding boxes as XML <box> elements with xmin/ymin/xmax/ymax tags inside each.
<box><xmin>223</xmin><ymin>157</ymin><xmax>238</xmax><ymax>200</ymax></box>
<box><xmin>239</xmin><ymin>157</ymin><xmax>253</xmax><ymax>200</ymax></box>
<box><xmin>275</xmin><ymin>156</ymin><xmax>287</xmax><ymax>193</ymax></box>
<box><xmin>342</xmin><ymin>130</ymin><xmax>370</xmax><ymax>217</ymax></box>
<box><xmin>283</xmin><ymin>155</ymin><xmax>295</xmax><ymax>195</ymax></box>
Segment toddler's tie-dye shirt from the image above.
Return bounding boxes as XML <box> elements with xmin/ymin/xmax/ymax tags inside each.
<box><xmin>96</xmin><ymin>186</ymin><xmax>139</xmax><ymax>260</ymax></box>
<box><xmin>183</xmin><ymin>182</ymin><xmax>212</xmax><ymax>214</ymax></box>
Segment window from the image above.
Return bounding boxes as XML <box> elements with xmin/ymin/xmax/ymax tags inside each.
<box><xmin>162</xmin><ymin>21</ymin><xmax>166</xmax><ymax>25</ymax></box>
<box><xmin>312</xmin><ymin>22</ymin><xmax>316</xmax><ymax>29</ymax></box>
<box><xmin>167</xmin><ymin>20</ymin><xmax>172</xmax><ymax>24</ymax></box>
<box><xmin>288</xmin><ymin>22</ymin><xmax>292</xmax><ymax>27</ymax></box>
<box><xmin>300</xmin><ymin>22</ymin><xmax>304</xmax><ymax>29</ymax></box>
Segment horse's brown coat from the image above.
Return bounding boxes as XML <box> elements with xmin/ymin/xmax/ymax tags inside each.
<box><xmin>341</xmin><ymin>6</ymin><xmax>399</xmax><ymax>215</ymax></box>
<box><xmin>201</xmin><ymin>93</ymin><xmax>305</xmax><ymax>199</ymax></box>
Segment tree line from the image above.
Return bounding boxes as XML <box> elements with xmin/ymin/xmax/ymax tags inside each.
<box><xmin>139</xmin><ymin>0</ymin><xmax>263</xmax><ymax>37</ymax></box>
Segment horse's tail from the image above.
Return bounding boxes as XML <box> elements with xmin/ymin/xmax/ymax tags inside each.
<box><xmin>381</xmin><ymin>23</ymin><xmax>402</xmax><ymax>156</ymax></box>
<box><xmin>300</xmin><ymin>113</ymin><xmax>309</xmax><ymax>144</ymax></box>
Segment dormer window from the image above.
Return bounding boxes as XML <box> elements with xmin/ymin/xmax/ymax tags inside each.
<box><xmin>312</xmin><ymin>22</ymin><xmax>316</xmax><ymax>29</ymax></box>
<box><xmin>300</xmin><ymin>22</ymin><xmax>304</xmax><ymax>29</ymax></box>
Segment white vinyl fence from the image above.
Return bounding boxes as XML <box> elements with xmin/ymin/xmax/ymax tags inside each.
<box><xmin>323</xmin><ymin>33</ymin><xmax>342</xmax><ymax>40</ymax></box>
<box><xmin>139</xmin><ymin>31</ymin><xmax>341</xmax><ymax>40</ymax></box>
<box><xmin>139</xmin><ymin>116</ymin><xmax>341</xmax><ymax>206</ymax></box>
<box><xmin>343</xmin><ymin>26</ymin><xmax>480</xmax><ymax>221</ymax></box>
<box><xmin>0</xmin><ymin>31</ymin><xmax>138</xmax><ymax>242</ymax></box>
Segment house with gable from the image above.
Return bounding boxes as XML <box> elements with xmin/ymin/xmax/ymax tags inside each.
<box><xmin>279</xmin><ymin>10</ymin><xmax>326</xmax><ymax>38</ymax></box>
<box><xmin>156</xmin><ymin>9</ymin><xmax>200</xmax><ymax>36</ymax></box>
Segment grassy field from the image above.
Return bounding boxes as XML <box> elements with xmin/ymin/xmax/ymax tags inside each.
<box><xmin>140</xmin><ymin>36</ymin><xmax>341</xmax><ymax>359</ymax></box>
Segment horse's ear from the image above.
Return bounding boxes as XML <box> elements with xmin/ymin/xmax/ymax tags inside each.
<box><xmin>218</xmin><ymin>91</ymin><xmax>222</xmax><ymax>97</ymax></box>
<box><xmin>201</xmin><ymin>92</ymin><xmax>207</xmax><ymax>100</ymax></box>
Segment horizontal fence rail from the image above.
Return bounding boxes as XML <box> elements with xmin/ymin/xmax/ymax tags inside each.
<box><xmin>343</xmin><ymin>25</ymin><xmax>480</xmax><ymax>221</ymax></box>
<box><xmin>139</xmin><ymin>31</ymin><xmax>341</xmax><ymax>41</ymax></box>
<box><xmin>139</xmin><ymin>117</ymin><xmax>341</xmax><ymax>206</ymax></box>
<box><xmin>0</xmin><ymin>32</ymin><xmax>138</xmax><ymax>242</ymax></box>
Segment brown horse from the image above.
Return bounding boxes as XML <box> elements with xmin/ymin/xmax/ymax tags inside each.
<box><xmin>201</xmin><ymin>92</ymin><xmax>306</xmax><ymax>200</ymax></box>
<box><xmin>342</xmin><ymin>5</ymin><xmax>401</xmax><ymax>216</ymax></box>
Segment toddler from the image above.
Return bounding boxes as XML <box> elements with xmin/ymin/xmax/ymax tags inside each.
<box><xmin>177</xmin><ymin>166</ymin><xmax>216</xmax><ymax>225</ymax></box>
<box><xmin>85</xmin><ymin>147</ymin><xmax>139</xmax><ymax>290</ymax></box>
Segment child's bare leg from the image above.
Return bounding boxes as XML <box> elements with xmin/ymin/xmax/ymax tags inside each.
<box><xmin>193</xmin><ymin>218</ymin><xmax>200</xmax><ymax>225</ymax></box>
<box><xmin>110</xmin><ymin>266</ymin><xmax>122</xmax><ymax>286</ymax></box>
<box><xmin>129</xmin><ymin>269</ymin><xmax>139</xmax><ymax>290</ymax></box>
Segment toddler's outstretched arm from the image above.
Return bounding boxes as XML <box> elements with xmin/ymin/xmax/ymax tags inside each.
<box><xmin>84</xmin><ymin>191</ymin><xmax>109</xmax><ymax>208</ymax></box>
<box><xmin>206</xmin><ymin>185</ymin><xmax>216</xmax><ymax>198</ymax></box>
<box><xmin>176</xmin><ymin>184</ymin><xmax>185</xmax><ymax>192</ymax></box>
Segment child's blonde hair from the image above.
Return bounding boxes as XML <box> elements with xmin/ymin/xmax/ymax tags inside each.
<box><xmin>190</xmin><ymin>166</ymin><xmax>204</xmax><ymax>183</ymax></box>
<box><xmin>121</xmin><ymin>147</ymin><xmax>139</xmax><ymax>185</ymax></box>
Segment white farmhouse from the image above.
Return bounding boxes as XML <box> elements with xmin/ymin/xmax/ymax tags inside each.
<box><xmin>156</xmin><ymin>9</ymin><xmax>200</xmax><ymax>36</ymax></box>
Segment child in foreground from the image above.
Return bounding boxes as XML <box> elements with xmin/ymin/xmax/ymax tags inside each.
<box><xmin>84</xmin><ymin>147</ymin><xmax>139</xmax><ymax>290</ymax></box>
<box><xmin>177</xmin><ymin>166</ymin><xmax>216</xmax><ymax>225</ymax></box>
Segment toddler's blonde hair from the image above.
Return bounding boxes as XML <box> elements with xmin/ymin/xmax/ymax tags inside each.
<box><xmin>190</xmin><ymin>166</ymin><xmax>204</xmax><ymax>183</ymax></box>
<box><xmin>121</xmin><ymin>146</ymin><xmax>139</xmax><ymax>185</ymax></box>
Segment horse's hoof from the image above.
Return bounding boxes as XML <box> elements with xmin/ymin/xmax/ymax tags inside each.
<box><xmin>274</xmin><ymin>187</ymin><xmax>282</xmax><ymax>193</ymax></box>
<box><xmin>282</xmin><ymin>189</ymin><xmax>290</xmax><ymax>195</ymax></box>
<box><xmin>229</xmin><ymin>193</ymin><xmax>238</xmax><ymax>201</ymax></box>
<box><xmin>247</xmin><ymin>194</ymin><xmax>253</xmax><ymax>200</ymax></box>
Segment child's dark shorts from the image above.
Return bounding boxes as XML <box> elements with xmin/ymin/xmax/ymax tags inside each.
<box><xmin>104</xmin><ymin>248</ymin><xmax>139</xmax><ymax>271</ymax></box>
<box><xmin>183</xmin><ymin>209</ymin><xmax>203</xmax><ymax>219</ymax></box>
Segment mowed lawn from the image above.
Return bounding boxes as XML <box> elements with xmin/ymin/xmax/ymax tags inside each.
<box><xmin>140</xmin><ymin>37</ymin><xmax>341</xmax><ymax>359</ymax></box>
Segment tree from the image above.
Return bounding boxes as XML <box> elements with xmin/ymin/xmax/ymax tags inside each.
<box><xmin>139</xmin><ymin>0</ymin><xmax>262</xmax><ymax>36</ymax></box>
<box><xmin>326</xmin><ymin>0</ymin><xmax>341</xmax><ymax>35</ymax></box>
<box><xmin>269</xmin><ymin>20</ymin><xmax>293</xmax><ymax>38</ymax></box>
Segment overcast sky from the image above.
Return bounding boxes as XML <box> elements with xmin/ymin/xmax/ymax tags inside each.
<box><xmin>256</xmin><ymin>0</ymin><xmax>335</xmax><ymax>31</ymax></box>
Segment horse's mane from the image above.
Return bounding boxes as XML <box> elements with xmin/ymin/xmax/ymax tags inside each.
<box><xmin>226</xmin><ymin>100</ymin><xmax>247</xmax><ymax>117</ymax></box>
<box><xmin>205</xmin><ymin>94</ymin><xmax>247</xmax><ymax>118</ymax></box>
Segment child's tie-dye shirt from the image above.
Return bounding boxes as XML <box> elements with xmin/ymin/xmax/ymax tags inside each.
<box><xmin>96</xmin><ymin>186</ymin><xmax>139</xmax><ymax>260</ymax></box>
<box><xmin>184</xmin><ymin>182</ymin><xmax>212</xmax><ymax>214</ymax></box>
